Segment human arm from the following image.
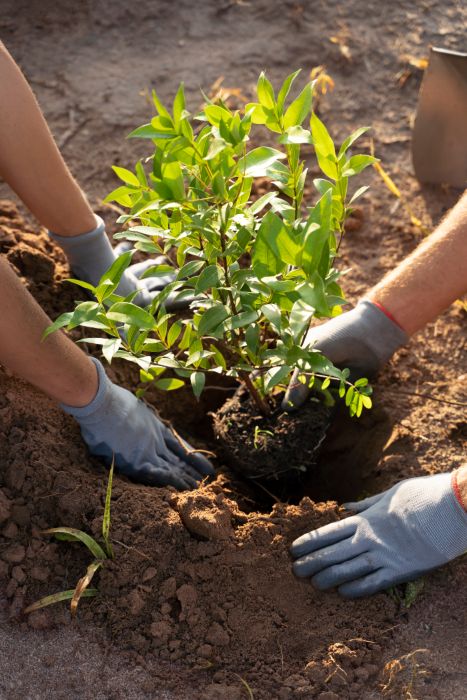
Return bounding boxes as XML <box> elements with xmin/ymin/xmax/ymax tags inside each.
<box><xmin>283</xmin><ymin>191</ymin><xmax>467</xmax><ymax>408</ymax></box>
<box><xmin>0</xmin><ymin>41</ymin><xmax>177</xmax><ymax>307</ymax></box>
<box><xmin>0</xmin><ymin>256</ymin><xmax>213</xmax><ymax>489</ymax></box>
<box><xmin>290</xmin><ymin>466</ymin><xmax>467</xmax><ymax>598</ymax></box>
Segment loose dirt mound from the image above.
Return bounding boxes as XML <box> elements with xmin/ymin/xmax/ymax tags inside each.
<box><xmin>1</xmin><ymin>201</ymin><xmax>466</xmax><ymax>699</ymax></box>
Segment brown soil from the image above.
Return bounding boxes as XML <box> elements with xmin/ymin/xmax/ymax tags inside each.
<box><xmin>1</xmin><ymin>2</ymin><xmax>467</xmax><ymax>698</ymax></box>
<box><xmin>213</xmin><ymin>387</ymin><xmax>331</xmax><ymax>481</ymax></box>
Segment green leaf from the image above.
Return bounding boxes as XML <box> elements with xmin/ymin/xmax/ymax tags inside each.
<box><xmin>249</xmin><ymin>191</ymin><xmax>278</xmax><ymax>215</ymax></box>
<box><xmin>178</xmin><ymin>259</ymin><xmax>205</xmax><ymax>279</ymax></box>
<box><xmin>206</xmin><ymin>137</ymin><xmax>228</xmax><ymax>161</ymax></box>
<box><xmin>276</xmin><ymin>69</ymin><xmax>301</xmax><ymax>113</ymax></box>
<box><xmin>142</xmin><ymin>339</ymin><xmax>166</xmax><ymax>352</ymax></box>
<box><xmin>289</xmin><ymin>299</ymin><xmax>314</xmax><ymax>342</ymax></box>
<box><xmin>279</xmin><ymin>125</ymin><xmax>312</xmax><ymax>144</ymax></box>
<box><xmin>195</xmin><ymin>264</ymin><xmax>221</xmax><ymax>293</ymax></box>
<box><xmin>65</xmin><ymin>301</ymin><xmax>103</xmax><ymax>330</ymax></box>
<box><xmin>151</xmin><ymin>88</ymin><xmax>172</xmax><ymax>119</ymax></box>
<box><xmin>313</xmin><ymin>178</ymin><xmax>334</xmax><ymax>196</ymax></box>
<box><xmin>301</xmin><ymin>189</ymin><xmax>333</xmax><ymax>276</ymax></box>
<box><xmin>97</xmin><ymin>250</ymin><xmax>134</xmax><ymax>297</ymax></box>
<box><xmin>24</xmin><ymin>589</ymin><xmax>98</xmax><ymax>615</ymax></box>
<box><xmin>103</xmin><ymin>185</ymin><xmax>137</xmax><ymax>206</ymax></box>
<box><xmin>261</xmin><ymin>303</ymin><xmax>282</xmax><ymax>332</ymax></box>
<box><xmin>349</xmin><ymin>185</ymin><xmax>370</xmax><ymax>204</ymax></box>
<box><xmin>310</xmin><ymin>112</ymin><xmax>337</xmax><ymax>180</ymax></box>
<box><xmin>43</xmin><ymin>527</ymin><xmax>107</xmax><ymax>560</ymax></box>
<box><xmin>101</xmin><ymin>338</ymin><xmax>122</xmax><ymax>364</ymax></box>
<box><xmin>190</xmin><ymin>371</ymin><xmax>205</xmax><ymax>399</ymax></box>
<box><xmin>155</xmin><ymin>377</ymin><xmax>185</xmax><ymax>391</ymax></box>
<box><xmin>224</xmin><ymin>309</ymin><xmax>260</xmax><ymax>331</ymax></box>
<box><xmin>173</xmin><ymin>83</ymin><xmax>186</xmax><ymax>127</ymax></box>
<box><xmin>238</xmin><ymin>147</ymin><xmax>286</xmax><ymax>178</ymax></box>
<box><xmin>135</xmin><ymin>161</ymin><xmax>148</xmax><ymax>187</ymax></box>
<box><xmin>139</xmin><ymin>263</ymin><xmax>174</xmax><ymax>280</ymax></box>
<box><xmin>128</xmin><ymin>123</ymin><xmax>176</xmax><ymax>139</ymax></box>
<box><xmin>42</xmin><ymin>312</ymin><xmax>74</xmax><ymax>340</ymax></box>
<box><xmin>257</xmin><ymin>72</ymin><xmax>276</xmax><ymax>109</ymax></box>
<box><xmin>264</xmin><ymin>365</ymin><xmax>291</xmax><ymax>392</ymax></box>
<box><xmin>283</xmin><ymin>82</ymin><xmax>313</xmax><ymax>129</ymax></box>
<box><xmin>245</xmin><ymin>324</ymin><xmax>260</xmax><ymax>354</ymax></box>
<box><xmin>167</xmin><ymin>321</ymin><xmax>182</xmax><ymax>346</ymax></box>
<box><xmin>197</xmin><ymin>305</ymin><xmax>229</xmax><ymax>335</ymax></box>
<box><xmin>341</xmin><ymin>155</ymin><xmax>377</xmax><ymax>177</ymax></box>
<box><xmin>107</xmin><ymin>302</ymin><xmax>155</xmax><ymax>330</ymax></box>
<box><xmin>338</xmin><ymin>126</ymin><xmax>370</xmax><ymax>158</ymax></box>
<box><xmin>252</xmin><ymin>211</ymin><xmax>288</xmax><ymax>278</ymax></box>
<box><xmin>203</xmin><ymin>104</ymin><xmax>233</xmax><ymax>126</ymax></box>
<box><xmin>162</xmin><ymin>159</ymin><xmax>185</xmax><ymax>200</ymax></box>
<box><xmin>112</xmin><ymin>166</ymin><xmax>140</xmax><ymax>187</ymax></box>
<box><xmin>298</xmin><ymin>273</ymin><xmax>330</xmax><ymax>316</ymax></box>
<box><xmin>102</xmin><ymin>458</ymin><xmax>114</xmax><ymax>558</ymax></box>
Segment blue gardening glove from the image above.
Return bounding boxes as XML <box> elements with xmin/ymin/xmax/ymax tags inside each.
<box><xmin>282</xmin><ymin>300</ymin><xmax>408</xmax><ymax>410</ymax></box>
<box><xmin>49</xmin><ymin>215</ymin><xmax>188</xmax><ymax>310</ymax></box>
<box><xmin>61</xmin><ymin>358</ymin><xmax>214</xmax><ymax>491</ymax></box>
<box><xmin>291</xmin><ymin>472</ymin><xmax>467</xmax><ymax>598</ymax></box>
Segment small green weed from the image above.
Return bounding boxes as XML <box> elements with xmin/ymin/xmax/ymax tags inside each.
<box><xmin>24</xmin><ymin>460</ymin><xmax>115</xmax><ymax>617</ymax></box>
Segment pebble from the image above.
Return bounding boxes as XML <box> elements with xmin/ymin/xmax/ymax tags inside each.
<box><xmin>2</xmin><ymin>521</ymin><xmax>18</xmax><ymax>539</ymax></box>
<box><xmin>1</xmin><ymin>544</ymin><xmax>26</xmax><ymax>564</ymax></box>
<box><xmin>11</xmin><ymin>566</ymin><xmax>26</xmax><ymax>584</ymax></box>
<box><xmin>205</xmin><ymin>621</ymin><xmax>230</xmax><ymax>647</ymax></box>
<box><xmin>30</xmin><ymin>566</ymin><xmax>50</xmax><ymax>582</ymax></box>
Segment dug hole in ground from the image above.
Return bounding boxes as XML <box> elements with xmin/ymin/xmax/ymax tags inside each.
<box><xmin>0</xmin><ymin>1</ymin><xmax>466</xmax><ymax>698</ymax></box>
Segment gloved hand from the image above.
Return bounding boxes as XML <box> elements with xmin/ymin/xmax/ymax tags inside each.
<box><xmin>282</xmin><ymin>299</ymin><xmax>408</xmax><ymax>410</ymax></box>
<box><xmin>61</xmin><ymin>357</ymin><xmax>214</xmax><ymax>490</ymax></box>
<box><xmin>49</xmin><ymin>215</ymin><xmax>182</xmax><ymax>309</ymax></box>
<box><xmin>291</xmin><ymin>472</ymin><xmax>467</xmax><ymax>598</ymax></box>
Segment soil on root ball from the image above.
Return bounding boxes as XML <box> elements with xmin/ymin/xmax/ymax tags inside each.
<box><xmin>212</xmin><ymin>385</ymin><xmax>332</xmax><ymax>481</ymax></box>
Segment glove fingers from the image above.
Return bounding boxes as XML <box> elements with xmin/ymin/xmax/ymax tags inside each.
<box><xmin>140</xmin><ymin>275</ymin><xmax>177</xmax><ymax>293</ymax></box>
<box><xmin>134</xmin><ymin>460</ymin><xmax>198</xmax><ymax>491</ymax></box>
<box><xmin>311</xmin><ymin>553</ymin><xmax>375</xmax><ymax>591</ymax></box>
<box><xmin>281</xmin><ymin>368</ymin><xmax>311</xmax><ymax>412</ymax></box>
<box><xmin>113</xmin><ymin>240</ymin><xmax>133</xmax><ymax>255</ymax></box>
<box><xmin>290</xmin><ymin>517</ymin><xmax>359</xmax><ymax>559</ymax></box>
<box><xmin>338</xmin><ymin>568</ymin><xmax>392</xmax><ymax>599</ymax></box>
<box><xmin>165</xmin><ymin>450</ymin><xmax>208</xmax><ymax>483</ymax></box>
<box><xmin>292</xmin><ymin>536</ymin><xmax>366</xmax><ymax>578</ymax></box>
<box><xmin>129</xmin><ymin>257</ymin><xmax>169</xmax><ymax>277</ymax></box>
<box><xmin>164</xmin><ymin>431</ymin><xmax>214</xmax><ymax>476</ymax></box>
<box><xmin>343</xmin><ymin>492</ymin><xmax>386</xmax><ymax>513</ymax></box>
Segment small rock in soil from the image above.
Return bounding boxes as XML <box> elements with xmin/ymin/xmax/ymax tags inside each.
<box><xmin>149</xmin><ymin>620</ymin><xmax>172</xmax><ymax>646</ymax></box>
<box><xmin>11</xmin><ymin>566</ymin><xmax>26</xmax><ymax>584</ymax></box>
<box><xmin>205</xmin><ymin>621</ymin><xmax>230</xmax><ymax>647</ymax></box>
<box><xmin>30</xmin><ymin>565</ymin><xmax>50</xmax><ymax>582</ymax></box>
<box><xmin>2</xmin><ymin>521</ymin><xmax>18</xmax><ymax>539</ymax></box>
<box><xmin>176</xmin><ymin>583</ymin><xmax>198</xmax><ymax>614</ymax></box>
<box><xmin>1</xmin><ymin>543</ymin><xmax>26</xmax><ymax>564</ymax></box>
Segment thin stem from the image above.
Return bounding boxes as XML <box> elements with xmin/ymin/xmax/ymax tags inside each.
<box><xmin>239</xmin><ymin>370</ymin><xmax>271</xmax><ymax>415</ymax></box>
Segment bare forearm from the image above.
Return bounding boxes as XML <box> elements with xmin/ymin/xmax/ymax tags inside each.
<box><xmin>0</xmin><ymin>257</ymin><xmax>97</xmax><ymax>406</ymax></box>
<box><xmin>0</xmin><ymin>42</ymin><xmax>95</xmax><ymax>235</ymax></box>
<box><xmin>368</xmin><ymin>191</ymin><xmax>467</xmax><ymax>335</ymax></box>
